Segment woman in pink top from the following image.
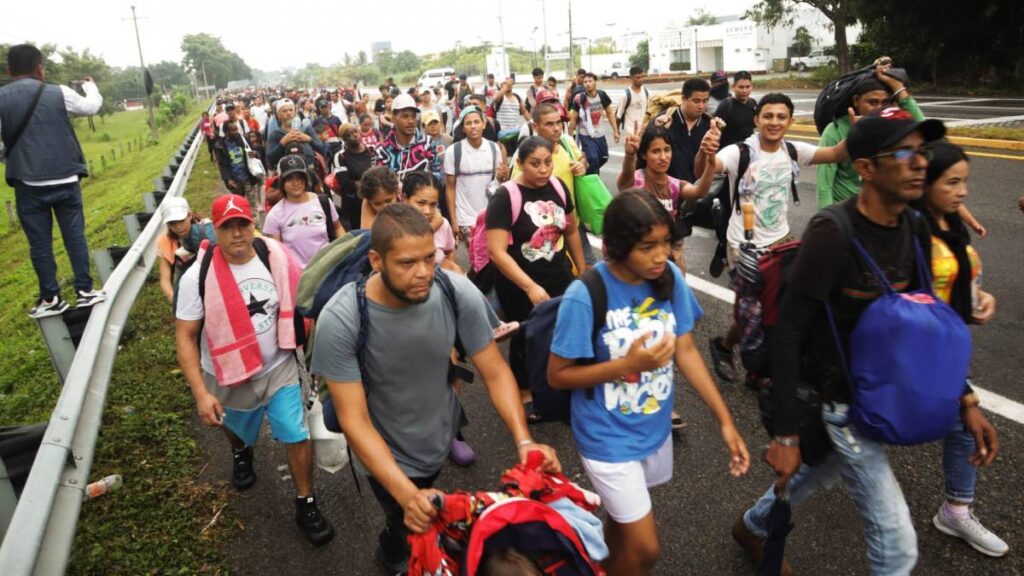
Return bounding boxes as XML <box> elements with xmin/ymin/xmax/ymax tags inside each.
<box><xmin>263</xmin><ymin>154</ymin><xmax>344</xmax><ymax>268</ymax></box>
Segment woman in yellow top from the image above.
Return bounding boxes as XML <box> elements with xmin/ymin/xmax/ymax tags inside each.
<box><xmin>916</xmin><ymin>140</ymin><xmax>1006</xmax><ymax>558</ymax></box>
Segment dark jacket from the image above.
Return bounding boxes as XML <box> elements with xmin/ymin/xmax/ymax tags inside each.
<box><xmin>0</xmin><ymin>78</ymin><xmax>87</xmax><ymax>185</ymax></box>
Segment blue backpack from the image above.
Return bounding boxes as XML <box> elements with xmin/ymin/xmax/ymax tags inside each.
<box><xmin>826</xmin><ymin>234</ymin><xmax>972</xmax><ymax>445</ymax></box>
<box><xmin>523</xmin><ymin>268</ymin><xmax>606</xmax><ymax>423</ymax></box>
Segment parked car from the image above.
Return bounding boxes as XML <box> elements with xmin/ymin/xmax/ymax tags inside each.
<box><xmin>790</xmin><ymin>50</ymin><xmax>837</xmax><ymax>71</ymax></box>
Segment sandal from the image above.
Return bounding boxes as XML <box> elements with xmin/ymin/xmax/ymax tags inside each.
<box><xmin>671</xmin><ymin>413</ymin><xmax>688</xmax><ymax>430</ymax></box>
<box><xmin>524</xmin><ymin>401</ymin><xmax>544</xmax><ymax>425</ymax></box>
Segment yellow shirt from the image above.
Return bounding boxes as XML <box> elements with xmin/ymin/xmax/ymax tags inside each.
<box><xmin>931</xmin><ymin>235</ymin><xmax>980</xmax><ymax>304</ymax></box>
<box><xmin>511</xmin><ymin>135</ymin><xmax>582</xmax><ymax>203</ymax></box>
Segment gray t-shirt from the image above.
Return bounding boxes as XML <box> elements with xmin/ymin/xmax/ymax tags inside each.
<box><xmin>310</xmin><ymin>272</ymin><xmax>495</xmax><ymax>477</ymax></box>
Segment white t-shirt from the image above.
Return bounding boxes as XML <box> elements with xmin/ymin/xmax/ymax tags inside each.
<box><xmin>443</xmin><ymin>139</ymin><xmax>500</xmax><ymax>227</ymax></box>
<box><xmin>250</xmin><ymin>105</ymin><xmax>268</xmax><ymax>130</ymax></box>
<box><xmin>175</xmin><ymin>253</ymin><xmax>292</xmax><ymax>380</ymax></box>
<box><xmin>718</xmin><ymin>138</ymin><xmax>816</xmax><ymax>249</ymax></box>
<box><xmin>618</xmin><ymin>86</ymin><xmax>649</xmax><ymax>134</ymax></box>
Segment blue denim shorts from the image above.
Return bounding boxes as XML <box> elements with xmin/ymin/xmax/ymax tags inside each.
<box><xmin>223</xmin><ymin>383</ymin><xmax>308</xmax><ymax>447</ymax></box>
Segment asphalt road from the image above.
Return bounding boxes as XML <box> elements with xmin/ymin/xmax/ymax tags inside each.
<box><xmin>203</xmin><ymin>141</ymin><xmax>1024</xmax><ymax>574</ymax></box>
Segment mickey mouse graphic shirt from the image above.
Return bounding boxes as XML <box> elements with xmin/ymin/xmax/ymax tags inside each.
<box><xmin>551</xmin><ymin>261</ymin><xmax>704</xmax><ymax>462</ymax></box>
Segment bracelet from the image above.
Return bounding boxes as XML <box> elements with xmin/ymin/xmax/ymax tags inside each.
<box><xmin>517</xmin><ymin>439</ymin><xmax>535</xmax><ymax>447</ymax></box>
<box><xmin>892</xmin><ymin>87</ymin><xmax>908</xmax><ymax>99</ymax></box>
<box><xmin>773</xmin><ymin>436</ymin><xmax>799</xmax><ymax>447</ymax></box>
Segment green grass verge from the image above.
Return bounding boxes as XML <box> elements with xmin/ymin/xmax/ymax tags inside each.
<box><xmin>946</xmin><ymin>125</ymin><xmax>1024</xmax><ymax>142</ymax></box>
<box><xmin>0</xmin><ymin>106</ymin><xmax>236</xmax><ymax>574</ymax></box>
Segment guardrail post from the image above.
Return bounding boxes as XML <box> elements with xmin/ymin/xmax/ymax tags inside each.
<box><xmin>92</xmin><ymin>246</ymin><xmax>130</xmax><ymax>286</ymax></box>
<box><xmin>122</xmin><ymin>212</ymin><xmax>155</xmax><ymax>244</ymax></box>
<box><xmin>35</xmin><ymin>307</ymin><xmax>92</xmax><ymax>384</ymax></box>
<box><xmin>143</xmin><ymin>190</ymin><xmax>167</xmax><ymax>213</ymax></box>
<box><xmin>0</xmin><ymin>459</ymin><xmax>16</xmax><ymax>542</ymax></box>
<box><xmin>4</xmin><ymin>201</ymin><xmax>16</xmax><ymax>229</ymax></box>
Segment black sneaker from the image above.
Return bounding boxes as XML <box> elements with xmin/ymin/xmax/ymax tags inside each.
<box><xmin>29</xmin><ymin>296</ymin><xmax>69</xmax><ymax>319</ymax></box>
<box><xmin>375</xmin><ymin>527</ymin><xmax>409</xmax><ymax>574</ymax></box>
<box><xmin>75</xmin><ymin>289</ymin><xmax>106</xmax><ymax>308</ymax></box>
<box><xmin>231</xmin><ymin>446</ymin><xmax>256</xmax><ymax>490</ymax></box>
<box><xmin>295</xmin><ymin>495</ymin><xmax>335</xmax><ymax>546</ymax></box>
<box><xmin>709</xmin><ymin>337</ymin><xmax>737</xmax><ymax>383</ymax></box>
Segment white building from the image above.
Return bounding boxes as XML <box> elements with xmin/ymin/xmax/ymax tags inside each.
<box><xmin>647</xmin><ymin>9</ymin><xmax>860</xmax><ymax>74</ymax></box>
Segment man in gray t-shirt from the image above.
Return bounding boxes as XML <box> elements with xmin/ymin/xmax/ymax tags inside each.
<box><xmin>310</xmin><ymin>204</ymin><xmax>561</xmax><ymax>573</ymax></box>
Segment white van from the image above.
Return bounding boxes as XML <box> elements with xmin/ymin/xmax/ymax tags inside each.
<box><xmin>417</xmin><ymin>67</ymin><xmax>455</xmax><ymax>90</ymax></box>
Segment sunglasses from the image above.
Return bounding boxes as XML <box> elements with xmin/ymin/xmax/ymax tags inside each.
<box><xmin>870</xmin><ymin>146</ymin><xmax>934</xmax><ymax>163</ymax></box>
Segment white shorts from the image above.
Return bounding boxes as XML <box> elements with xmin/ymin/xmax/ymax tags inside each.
<box><xmin>579</xmin><ymin>434</ymin><xmax>673</xmax><ymax>524</ymax></box>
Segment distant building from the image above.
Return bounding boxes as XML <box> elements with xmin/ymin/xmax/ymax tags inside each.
<box><xmin>370</xmin><ymin>41</ymin><xmax>392</xmax><ymax>63</ymax></box>
<box><xmin>646</xmin><ymin>9</ymin><xmax>859</xmax><ymax>74</ymax></box>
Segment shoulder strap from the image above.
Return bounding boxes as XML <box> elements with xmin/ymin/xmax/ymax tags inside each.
<box><xmin>733</xmin><ymin>143</ymin><xmax>750</xmax><ymax>215</ymax></box>
<box><xmin>504</xmin><ymin>180</ymin><xmax>524</xmax><ymax>230</ymax></box>
<box><xmin>578</xmin><ymin>268</ymin><xmax>607</xmax><ymax>400</ymax></box>
<box><xmin>548</xmin><ymin>176</ymin><xmax>568</xmax><ymax>206</ymax></box>
<box><xmin>3</xmin><ymin>81</ymin><xmax>47</xmax><ymax>154</ymax></box>
<box><xmin>253</xmin><ymin>237</ymin><xmax>271</xmax><ymax>269</ymax></box>
<box><xmin>197</xmin><ymin>246</ymin><xmax>216</xmax><ymax>303</ymax></box>
<box><xmin>453</xmin><ymin>140</ymin><xmax>463</xmax><ymax>177</ymax></box>
<box><xmin>784</xmin><ymin>141</ymin><xmax>801</xmax><ymax>205</ymax></box>
<box><xmin>557</xmin><ymin>135</ymin><xmax>575</xmax><ymax>162</ymax></box>
<box><xmin>619</xmin><ymin>88</ymin><xmax>632</xmax><ymax>123</ymax></box>
<box><xmin>318</xmin><ymin>194</ymin><xmax>336</xmax><ymax>241</ymax></box>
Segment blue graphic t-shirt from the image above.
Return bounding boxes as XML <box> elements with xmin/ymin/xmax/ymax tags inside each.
<box><xmin>551</xmin><ymin>261</ymin><xmax>703</xmax><ymax>462</ymax></box>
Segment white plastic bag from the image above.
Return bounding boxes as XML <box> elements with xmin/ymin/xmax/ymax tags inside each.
<box><xmin>306</xmin><ymin>397</ymin><xmax>349</xmax><ymax>474</ymax></box>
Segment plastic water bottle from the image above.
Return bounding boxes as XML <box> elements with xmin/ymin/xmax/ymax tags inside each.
<box><xmin>85</xmin><ymin>474</ymin><xmax>123</xmax><ymax>500</ymax></box>
<box><xmin>971</xmin><ymin>264</ymin><xmax>983</xmax><ymax>312</ymax></box>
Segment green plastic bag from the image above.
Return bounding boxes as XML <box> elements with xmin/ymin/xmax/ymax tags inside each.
<box><xmin>574</xmin><ymin>174</ymin><xmax>612</xmax><ymax>236</ymax></box>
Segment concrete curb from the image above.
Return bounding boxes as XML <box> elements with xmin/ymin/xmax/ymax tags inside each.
<box><xmin>789</xmin><ymin>122</ymin><xmax>1024</xmax><ymax>152</ymax></box>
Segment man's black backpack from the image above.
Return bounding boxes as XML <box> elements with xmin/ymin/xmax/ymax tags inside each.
<box><xmin>814</xmin><ymin>65</ymin><xmax>908</xmax><ymax>134</ymax></box>
<box><xmin>678</xmin><ymin>141</ymin><xmax>800</xmax><ymax>277</ymax></box>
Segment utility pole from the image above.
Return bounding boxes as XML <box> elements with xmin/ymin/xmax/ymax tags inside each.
<box><xmin>541</xmin><ymin>0</ymin><xmax>548</xmax><ymax>74</ymax></box>
<box><xmin>129</xmin><ymin>5</ymin><xmax>158</xmax><ymax>140</ymax></box>
<box><xmin>201</xmin><ymin>61</ymin><xmax>210</xmax><ymax>100</ymax></box>
<box><xmin>567</xmin><ymin>0</ymin><xmax>574</xmax><ymax>77</ymax></box>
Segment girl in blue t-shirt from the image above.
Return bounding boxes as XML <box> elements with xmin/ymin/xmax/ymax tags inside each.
<box><xmin>548</xmin><ymin>190</ymin><xmax>751</xmax><ymax>575</ymax></box>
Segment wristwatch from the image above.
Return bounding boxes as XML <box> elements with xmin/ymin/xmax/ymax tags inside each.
<box><xmin>773</xmin><ymin>436</ymin><xmax>799</xmax><ymax>447</ymax></box>
<box><xmin>960</xmin><ymin>391</ymin><xmax>981</xmax><ymax>409</ymax></box>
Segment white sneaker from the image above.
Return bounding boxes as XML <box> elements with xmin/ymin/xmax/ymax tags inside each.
<box><xmin>29</xmin><ymin>296</ymin><xmax>69</xmax><ymax>319</ymax></box>
<box><xmin>933</xmin><ymin>506</ymin><xmax>1009</xmax><ymax>557</ymax></box>
<box><xmin>76</xmin><ymin>289</ymin><xmax>106</xmax><ymax>308</ymax></box>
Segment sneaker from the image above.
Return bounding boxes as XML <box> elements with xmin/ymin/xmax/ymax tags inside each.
<box><xmin>75</xmin><ymin>289</ymin><xmax>106</xmax><ymax>308</ymax></box>
<box><xmin>231</xmin><ymin>446</ymin><xmax>256</xmax><ymax>490</ymax></box>
<box><xmin>376</xmin><ymin>528</ymin><xmax>409</xmax><ymax>574</ymax></box>
<box><xmin>709</xmin><ymin>337</ymin><xmax>737</xmax><ymax>383</ymax></box>
<box><xmin>295</xmin><ymin>494</ymin><xmax>335</xmax><ymax>546</ymax></box>
<box><xmin>933</xmin><ymin>506</ymin><xmax>1009</xmax><ymax>557</ymax></box>
<box><xmin>732</xmin><ymin>515</ymin><xmax>794</xmax><ymax>576</ymax></box>
<box><xmin>29</xmin><ymin>296</ymin><xmax>68</xmax><ymax>319</ymax></box>
<box><xmin>449</xmin><ymin>437</ymin><xmax>478</xmax><ymax>467</ymax></box>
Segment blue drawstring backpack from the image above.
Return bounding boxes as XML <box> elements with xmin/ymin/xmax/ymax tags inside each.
<box><xmin>827</xmin><ymin>236</ymin><xmax>971</xmax><ymax>445</ymax></box>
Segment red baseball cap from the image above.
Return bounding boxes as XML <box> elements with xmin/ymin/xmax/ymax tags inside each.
<box><xmin>210</xmin><ymin>194</ymin><xmax>255</xmax><ymax>228</ymax></box>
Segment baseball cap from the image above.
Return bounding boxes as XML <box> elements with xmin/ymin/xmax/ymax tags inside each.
<box><xmin>210</xmin><ymin>194</ymin><xmax>255</xmax><ymax>228</ymax></box>
<box><xmin>225</xmin><ymin>102</ymin><xmax>236</xmax><ymax>110</ymax></box>
<box><xmin>278</xmin><ymin>154</ymin><xmax>308</xmax><ymax>180</ymax></box>
<box><xmin>275</xmin><ymin>98</ymin><xmax>295</xmax><ymax>112</ymax></box>
<box><xmin>458</xmin><ymin>73</ymin><xmax>467</xmax><ymax>80</ymax></box>
<box><xmin>391</xmin><ymin>93</ymin><xmax>419</xmax><ymax>113</ymax></box>
<box><xmin>422</xmin><ymin>109</ymin><xmax>440</xmax><ymax>125</ymax></box>
<box><xmin>710</xmin><ymin>70</ymin><xmax>728</xmax><ymax>84</ymax></box>
<box><xmin>846</xmin><ymin>107</ymin><xmax>946</xmax><ymax>160</ymax></box>
<box><xmin>161</xmin><ymin>197</ymin><xmax>190</xmax><ymax>224</ymax></box>
<box><xmin>316</xmin><ymin>97</ymin><xmax>331</xmax><ymax>108</ymax></box>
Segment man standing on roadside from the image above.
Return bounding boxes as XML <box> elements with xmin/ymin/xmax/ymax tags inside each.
<box><xmin>0</xmin><ymin>44</ymin><xmax>106</xmax><ymax>318</ymax></box>
<box><xmin>713</xmin><ymin>71</ymin><xmax>757</xmax><ymax>148</ymax></box>
<box><xmin>616</xmin><ymin>66</ymin><xmax>649</xmax><ymax>138</ymax></box>
<box><xmin>175</xmin><ymin>194</ymin><xmax>335</xmax><ymax>547</ymax></box>
<box><xmin>311</xmin><ymin>204</ymin><xmax>561</xmax><ymax>574</ymax></box>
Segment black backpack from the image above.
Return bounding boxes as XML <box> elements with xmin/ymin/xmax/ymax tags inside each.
<box><xmin>679</xmin><ymin>141</ymin><xmax>800</xmax><ymax>276</ymax></box>
<box><xmin>813</xmin><ymin>65</ymin><xmax>909</xmax><ymax>134</ymax></box>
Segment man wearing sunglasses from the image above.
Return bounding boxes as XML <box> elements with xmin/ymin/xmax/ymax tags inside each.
<box><xmin>733</xmin><ymin>107</ymin><xmax>951</xmax><ymax>575</ymax></box>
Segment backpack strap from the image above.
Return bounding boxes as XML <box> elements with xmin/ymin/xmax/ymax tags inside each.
<box><xmin>733</xmin><ymin>143</ymin><xmax>751</xmax><ymax>215</ymax></box>
<box><xmin>784</xmin><ymin>141</ymin><xmax>801</xmax><ymax>205</ymax></box>
<box><xmin>504</xmin><ymin>180</ymin><xmax>524</xmax><ymax>233</ymax></box>
<box><xmin>618</xmin><ymin>88</ymin><xmax>632</xmax><ymax>124</ymax></box>
<box><xmin>548</xmin><ymin>176</ymin><xmax>568</xmax><ymax>207</ymax></box>
<box><xmin>318</xmin><ymin>194</ymin><xmax>336</xmax><ymax>241</ymax></box>
<box><xmin>453</xmin><ymin>140</ymin><xmax>463</xmax><ymax>177</ymax></box>
<box><xmin>2</xmin><ymin>81</ymin><xmax>46</xmax><ymax>154</ymax></box>
<box><xmin>578</xmin><ymin>268</ymin><xmax>608</xmax><ymax>400</ymax></box>
<box><xmin>488</xmin><ymin>140</ymin><xmax>499</xmax><ymax>180</ymax></box>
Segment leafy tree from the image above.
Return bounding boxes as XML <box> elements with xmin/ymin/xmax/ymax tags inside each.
<box><xmin>792</xmin><ymin>26</ymin><xmax>813</xmax><ymax>57</ymax></box>
<box><xmin>629</xmin><ymin>40</ymin><xmax>650</xmax><ymax>70</ymax></box>
<box><xmin>686</xmin><ymin>9</ymin><xmax>718</xmax><ymax>26</ymax></box>
<box><xmin>589</xmin><ymin>38</ymin><xmax>617</xmax><ymax>55</ymax></box>
<box><xmin>180</xmin><ymin>33</ymin><xmax>251</xmax><ymax>88</ymax></box>
<box><xmin>747</xmin><ymin>0</ymin><xmax>857</xmax><ymax>72</ymax></box>
<box><xmin>357</xmin><ymin>51</ymin><xmax>367</xmax><ymax>66</ymax></box>
<box><xmin>148</xmin><ymin>61</ymin><xmax>189</xmax><ymax>91</ymax></box>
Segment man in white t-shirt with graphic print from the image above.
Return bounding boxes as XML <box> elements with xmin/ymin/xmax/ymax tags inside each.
<box><xmin>703</xmin><ymin>92</ymin><xmax>851</xmax><ymax>385</ymax></box>
<box><xmin>616</xmin><ymin>66</ymin><xmax>649</xmax><ymax>138</ymax></box>
<box><xmin>444</xmin><ymin>105</ymin><xmax>509</xmax><ymax>243</ymax></box>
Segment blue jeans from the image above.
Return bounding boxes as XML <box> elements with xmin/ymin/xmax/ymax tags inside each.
<box><xmin>743</xmin><ymin>403</ymin><xmax>917</xmax><ymax>575</ymax></box>
<box><xmin>577</xmin><ymin>135</ymin><xmax>608</xmax><ymax>175</ymax></box>
<box><xmin>943</xmin><ymin>418</ymin><xmax>977</xmax><ymax>503</ymax></box>
<box><xmin>14</xmin><ymin>181</ymin><xmax>94</xmax><ymax>299</ymax></box>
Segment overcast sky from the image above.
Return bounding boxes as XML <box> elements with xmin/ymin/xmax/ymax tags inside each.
<box><xmin>1</xmin><ymin>0</ymin><xmax>759</xmax><ymax>71</ymax></box>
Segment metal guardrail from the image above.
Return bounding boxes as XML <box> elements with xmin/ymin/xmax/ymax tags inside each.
<box><xmin>0</xmin><ymin>123</ymin><xmax>205</xmax><ymax>575</ymax></box>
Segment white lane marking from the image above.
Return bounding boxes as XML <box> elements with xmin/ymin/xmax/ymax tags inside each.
<box><xmin>585</xmin><ymin>232</ymin><xmax>1024</xmax><ymax>425</ymax></box>
<box><xmin>946</xmin><ymin>114</ymin><xmax>1024</xmax><ymax>127</ymax></box>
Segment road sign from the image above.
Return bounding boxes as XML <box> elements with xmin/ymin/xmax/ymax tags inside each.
<box><xmin>545</xmin><ymin>52</ymin><xmax>570</xmax><ymax>60</ymax></box>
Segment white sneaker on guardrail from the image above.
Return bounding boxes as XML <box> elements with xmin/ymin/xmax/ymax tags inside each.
<box><xmin>29</xmin><ymin>296</ymin><xmax>69</xmax><ymax>319</ymax></box>
<box><xmin>76</xmin><ymin>289</ymin><xmax>107</xmax><ymax>308</ymax></box>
